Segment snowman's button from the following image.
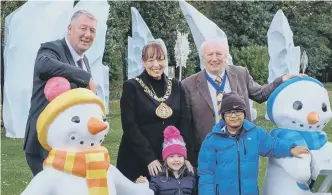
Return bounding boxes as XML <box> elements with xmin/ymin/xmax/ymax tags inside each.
<box><xmin>71</xmin><ymin>136</ymin><xmax>75</xmax><ymax>140</ymax></box>
<box><xmin>91</xmin><ymin>143</ymin><xmax>94</xmax><ymax>146</ymax></box>
<box><xmin>322</xmin><ymin>102</ymin><xmax>327</xmax><ymax>112</ymax></box>
<box><xmin>80</xmin><ymin>141</ymin><xmax>84</xmax><ymax>145</ymax></box>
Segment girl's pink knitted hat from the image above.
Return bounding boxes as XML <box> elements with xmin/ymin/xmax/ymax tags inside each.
<box><xmin>162</xmin><ymin>126</ymin><xmax>187</xmax><ymax>160</ymax></box>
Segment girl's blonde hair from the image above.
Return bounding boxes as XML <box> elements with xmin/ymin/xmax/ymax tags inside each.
<box><xmin>161</xmin><ymin>161</ymin><xmax>187</xmax><ymax>183</ymax></box>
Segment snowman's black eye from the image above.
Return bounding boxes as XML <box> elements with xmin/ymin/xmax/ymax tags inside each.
<box><xmin>322</xmin><ymin>103</ymin><xmax>327</xmax><ymax>112</ymax></box>
<box><xmin>102</xmin><ymin>115</ymin><xmax>107</xmax><ymax>122</ymax></box>
<box><xmin>71</xmin><ymin>116</ymin><xmax>80</xmax><ymax>123</ymax></box>
<box><xmin>293</xmin><ymin>101</ymin><xmax>303</xmax><ymax>111</ymax></box>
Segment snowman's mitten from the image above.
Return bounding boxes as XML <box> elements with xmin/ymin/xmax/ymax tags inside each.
<box><xmin>310</xmin><ymin>152</ymin><xmax>320</xmax><ymax>180</ymax></box>
<box><xmin>299</xmin><ymin>151</ymin><xmax>321</xmax><ymax>191</ymax></box>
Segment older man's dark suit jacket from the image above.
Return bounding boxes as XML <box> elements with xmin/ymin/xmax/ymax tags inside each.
<box><xmin>24</xmin><ymin>38</ymin><xmax>92</xmax><ymax>154</ymax></box>
<box><xmin>182</xmin><ymin>65</ymin><xmax>283</xmax><ymax>166</ymax></box>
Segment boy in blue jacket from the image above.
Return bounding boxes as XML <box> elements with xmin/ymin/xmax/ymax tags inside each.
<box><xmin>198</xmin><ymin>92</ymin><xmax>309</xmax><ymax>195</ymax></box>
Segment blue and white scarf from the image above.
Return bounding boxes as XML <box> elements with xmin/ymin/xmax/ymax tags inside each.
<box><xmin>270</xmin><ymin>128</ymin><xmax>328</xmax><ymax>150</ymax></box>
<box><xmin>270</xmin><ymin>128</ymin><xmax>328</xmax><ymax>191</ymax></box>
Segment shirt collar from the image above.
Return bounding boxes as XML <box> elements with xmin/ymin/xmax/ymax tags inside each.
<box><xmin>206</xmin><ymin>70</ymin><xmax>225</xmax><ymax>80</ymax></box>
<box><xmin>65</xmin><ymin>37</ymin><xmax>84</xmax><ymax>62</ymax></box>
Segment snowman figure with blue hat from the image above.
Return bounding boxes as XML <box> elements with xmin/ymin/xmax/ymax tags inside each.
<box><xmin>263</xmin><ymin>76</ymin><xmax>332</xmax><ymax>195</ymax></box>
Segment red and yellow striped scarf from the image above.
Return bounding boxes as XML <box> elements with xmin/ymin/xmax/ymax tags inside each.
<box><xmin>44</xmin><ymin>146</ymin><xmax>110</xmax><ymax>195</ymax></box>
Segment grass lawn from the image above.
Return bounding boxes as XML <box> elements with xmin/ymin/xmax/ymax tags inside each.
<box><xmin>2</xmin><ymin>85</ymin><xmax>332</xmax><ymax>194</ymax></box>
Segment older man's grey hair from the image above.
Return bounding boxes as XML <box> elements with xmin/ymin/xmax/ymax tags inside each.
<box><xmin>70</xmin><ymin>9</ymin><xmax>97</xmax><ymax>24</ymax></box>
<box><xmin>199</xmin><ymin>39</ymin><xmax>230</xmax><ymax>59</ymax></box>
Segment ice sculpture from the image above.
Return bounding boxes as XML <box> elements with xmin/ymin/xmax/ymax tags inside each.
<box><xmin>3</xmin><ymin>0</ymin><xmax>74</xmax><ymax>138</ymax></box>
<box><xmin>265</xmin><ymin>9</ymin><xmax>301</xmax><ymax>120</ymax></box>
<box><xmin>179</xmin><ymin>0</ymin><xmax>233</xmax><ymax>70</ymax></box>
<box><xmin>72</xmin><ymin>0</ymin><xmax>110</xmax><ymax>114</ymax></box>
<box><xmin>249</xmin><ymin>99</ymin><xmax>257</xmax><ymax>121</ymax></box>
<box><xmin>127</xmin><ymin>7</ymin><xmax>169</xmax><ymax>79</ymax></box>
<box><xmin>103</xmin><ymin>65</ymin><xmax>110</xmax><ymax>114</ymax></box>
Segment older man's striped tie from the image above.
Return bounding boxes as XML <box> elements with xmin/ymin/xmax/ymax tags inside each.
<box><xmin>215</xmin><ymin>76</ymin><xmax>223</xmax><ymax>121</ymax></box>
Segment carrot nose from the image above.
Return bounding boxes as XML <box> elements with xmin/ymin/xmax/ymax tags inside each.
<box><xmin>307</xmin><ymin>112</ymin><xmax>319</xmax><ymax>124</ymax></box>
<box><xmin>88</xmin><ymin>117</ymin><xmax>107</xmax><ymax>135</ymax></box>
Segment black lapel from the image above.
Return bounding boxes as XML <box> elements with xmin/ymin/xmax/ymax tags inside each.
<box><xmin>61</xmin><ymin>38</ymin><xmax>75</xmax><ymax>66</ymax></box>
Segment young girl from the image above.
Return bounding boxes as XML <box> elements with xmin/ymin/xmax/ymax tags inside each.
<box><xmin>137</xmin><ymin>126</ymin><xmax>196</xmax><ymax>195</ymax></box>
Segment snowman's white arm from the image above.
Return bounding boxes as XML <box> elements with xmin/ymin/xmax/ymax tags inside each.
<box><xmin>20</xmin><ymin>171</ymin><xmax>53</xmax><ymax>195</ymax></box>
<box><xmin>108</xmin><ymin>164</ymin><xmax>154</xmax><ymax>195</ymax></box>
<box><xmin>274</xmin><ymin>154</ymin><xmax>311</xmax><ymax>183</ymax></box>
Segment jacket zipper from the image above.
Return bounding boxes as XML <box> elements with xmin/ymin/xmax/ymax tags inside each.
<box><xmin>220</xmin><ymin>128</ymin><xmax>253</xmax><ymax>195</ymax></box>
<box><xmin>243</xmin><ymin>139</ymin><xmax>247</xmax><ymax>156</ymax></box>
<box><xmin>178</xmin><ymin>179</ymin><xmax>181</xmax><ymax>195</ymax></box>
<box><xmin>236</xmin><ymin>139</ymin><xmax>242</xmax><ymax>195</ymax></box>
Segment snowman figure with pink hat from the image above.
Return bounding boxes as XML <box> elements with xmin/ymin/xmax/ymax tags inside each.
<box><xmin>20</xmin><ymin>77</ymin><xmax>153</xmax><ymax>195</ymax></box>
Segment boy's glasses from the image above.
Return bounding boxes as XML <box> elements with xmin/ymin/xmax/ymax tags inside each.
<box><xmin>224</xmin><ymin>110</ymin><xmax>244</xmax><ymax>117</ymax></box>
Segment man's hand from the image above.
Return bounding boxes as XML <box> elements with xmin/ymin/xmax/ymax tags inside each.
<box><xmin>87</xmin><ymin>79</ymin><xmax>96</xmax><ymax>94</ymax></box>
<box><xmin>291</xmin><ymin>146</ymin><xmax>310</xmax><ymax>158</ymax></box>
<box><xmin>148</xmin><ymin>160</ymin><xmax>162</xmax><ymax>176</ymax></box>
<box><xmin>282</xmin><ymin>73</ymin><xmax>306</xmax><ymax>82</ymax></box>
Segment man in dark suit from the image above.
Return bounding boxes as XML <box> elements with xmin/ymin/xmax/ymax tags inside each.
<box><xmin>182</xmin><ymin>39</ymin><xmax>303</xmax><ymax>167</ymax></box>
<box><xmin>24</xmin><ymin>9</ymin><xmax>97</xmax><ymax>176</ymax></box>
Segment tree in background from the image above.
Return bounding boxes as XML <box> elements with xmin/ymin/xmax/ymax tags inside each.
<box><xmin>232</xmin><ymin>45</ymin><xmax>269</xmax><ymax>85</ymax></box>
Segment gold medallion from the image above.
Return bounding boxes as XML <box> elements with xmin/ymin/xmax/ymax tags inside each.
<box><xmin>155</xmin><ymin>102</ymin><xmax>173</xmax><ymax>119</ymax></box>
<box><xmin>217</xmin><ymin>93</ymin><xmax>223</xmax><ymax>101</ymax></box>
<box><xmin>135</xmin><ymin>77</ymin><xmax>173</xmax><ymax>119</ymax></box>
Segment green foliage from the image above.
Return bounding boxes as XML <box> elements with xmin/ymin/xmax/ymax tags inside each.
<box><xmin>105</xmin><ymin>1</ymin><xmax>132</xmax><ymax>83</ymax></box>
<box><xmin>232</xmin><ymin>45</ymin><xmax>269</xmax><ymax>85</ymax></box>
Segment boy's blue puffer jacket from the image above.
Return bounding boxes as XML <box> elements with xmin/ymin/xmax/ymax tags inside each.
<box><xmin>198</xmin><ymin>120</ymin><xmax>295</xmax><ymax>195</ymax></box>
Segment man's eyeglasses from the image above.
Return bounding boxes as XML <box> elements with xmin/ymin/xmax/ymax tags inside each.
<box><xmin>224</xmin><ymin>110</ymin><xmax>244</xmax><ymax>117</ymax></box>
